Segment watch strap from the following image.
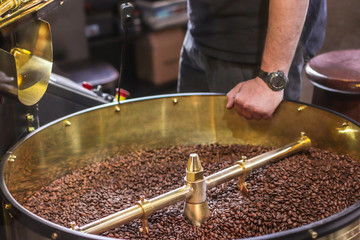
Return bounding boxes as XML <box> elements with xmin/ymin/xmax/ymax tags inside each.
<box><xmin>257</xmin><ymin>69</ymin><xmax>288</xmax><ymax>91</ymax></box>
<box><xmin>257</xmin><ymin>69</ymin><xmax>269</xmax><ymax>81</ymax></box>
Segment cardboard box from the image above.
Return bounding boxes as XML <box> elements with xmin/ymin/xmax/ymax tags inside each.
<box><xmin>135</xmin><ymin>27</ymin><xmax>185</xmax><ymax>85</ymax></box>
<box><xmin>135</xmin><ymin>0</ymin><xmax>188</xmax><ymax>30</ymax></box>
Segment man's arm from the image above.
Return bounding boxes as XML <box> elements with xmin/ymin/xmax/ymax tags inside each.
<box><xmin>226</xmin><ymin>0</ymin><xmax>309</xmax><ymax>120</ymax></box>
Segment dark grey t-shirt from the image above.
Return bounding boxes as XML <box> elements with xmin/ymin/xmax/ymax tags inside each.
<box><xmin>188</xmin><ymin>0</ymin><xmax>327</xmax><ymax>64</ymax></box>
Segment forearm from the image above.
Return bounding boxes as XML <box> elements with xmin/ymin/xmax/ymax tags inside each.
<box><xmin>261</xmin><ymin>0</ymin><xmax>309</xmax><ymax>75</ymax></box>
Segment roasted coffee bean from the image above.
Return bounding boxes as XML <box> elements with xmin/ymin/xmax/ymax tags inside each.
<box><xmin>23</xmin><ymin>145</ymin><xmax>360</xmax><ymax>239</ymax></box>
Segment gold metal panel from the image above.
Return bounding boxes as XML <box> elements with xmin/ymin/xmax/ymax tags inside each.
<box><xmin>2</xmin><ymin>95</ymin><xmax>360</xmax><ymax>239</ymax></box>
<box><xmin>3</xmin><ymin>95</ymin><xmax>360</xmax><ymax>202</ymax></box>
<box><xmin>0</xmin><ymin>19</ymin><xmax>52</xmax><ymax>105</ymax></box>
<box><xmin>11</xmin><ymin>19</ymin><xmax>52</xmax><ymax>105</ymax></box>
<box><xmin>0</xmin><ymin>0</ymin><xmax>55</xmax><ymax>29</ymax></box>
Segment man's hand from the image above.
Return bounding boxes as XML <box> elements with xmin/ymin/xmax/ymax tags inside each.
<box><xmin>226</xmin><ymin>77</ymin><xmax>283</xmax><ymax>120</ymax></box>
<box><xmin>226</xmin><ymin>0</ymin><xmax>309</xmax><ymax>120</ymax></box>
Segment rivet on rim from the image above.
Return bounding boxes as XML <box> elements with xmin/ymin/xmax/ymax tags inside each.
<box><xmin>297</xmin><ymin>106</ymin><xmax>306</xmax><ymax>112</ymax></box>
<box><xmin>51</xmin><ymin>232</ymin><xmax>58</xmax><ymax>239</ymax></box>
<box><xmin>27</xmin><ymin>126</ymin><xmax>35</xmax><ymax>133</ymax></box>
<box><xmin>7</xmin><ymin>154</ymin><xmax>16</xmax><ymax>162</ymax></box>
<box><xmin>309</xmin><ymin>229</ymin><xmax>318</xmax><ymax>239</ymax></box>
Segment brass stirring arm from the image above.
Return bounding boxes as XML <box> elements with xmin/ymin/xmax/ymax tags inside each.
<box><xmin>74</xmin><ymin>133</ymin><xmax>311</xmax><ymax>235</ymax></box>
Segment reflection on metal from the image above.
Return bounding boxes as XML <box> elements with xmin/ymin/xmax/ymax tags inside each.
<box><xmin>135</xmin><ymin>196</ymin><xmax>152</xmax><ymax>234</ymax></box>
<box><xmin>114</xmin><ymin>105</ymin><xmax>121</xmax><ymax>112</ymax></box>
<box><xmin>4</xmin><ymin>203</ymin><xmax>11</xmax><ymax>210</ymax></box>
<box><xmin>0</xmin><ymin>20</ymin><xmax>52</xmax><ymax>105</ymax></box>
<box><xmin>309</xmin><ymin>229</ymin><xmax>318</xmax><ymax>239</ymax></box>
<box><xmin>0</xmin><ymin>0</ymin><xmax>55</xmax><ymax>29</ymax></box>
<box><xmin>12</xmin><ymin>20</ymin><xmax>52</xmax><ymax>105</ymax></box>
<box><xmin>184</xmin><ymin>153</ymin><xmax>209</xmax><ymax>226</ymax></box>
<box><xmin>50</xmin><ymin>232</ymin><xmax>58</xmax><ymax>240</ymax></box>
<box><xmin>297</xmin><ymin>105</ymin><xmax>307</xmax><ymax>112</ymax></box>
<box><xmin>237</xmin><ymin>156</ymin><xmax>248</xmax><ymax>197</ymax></box>
<box><xmin>78</xmin><ymin>185</ymin><xmax>193</xmax><ymax>234</ymax></box>
<box><xmin>205</xmin><ymin>133</ymin><xmax>311</xmax><ymax>189</ymax></box>
<box><xmin>25</xmin><ymin>113</ymin><xmax>35</xmax><ymax>132</ymax></box>
<box><xmin>25</xmin><ymin>113</ymin><xmax>34</xmax><ymax>123</ymax></box>
<box><xmin>7</xmin><ymin>154</ymin><xmax>15</xmax><ymax>162</ymax></box>
<box><xmin>2</xmin><ymin>96</ymin><xmax>360</xmax><ymax>239</ymax></box>
<box><xmin>172</xmin><ymin>98</ymin><xmax>178</xmax><ymax>104</ymax></box>
<box><xmin>76</xmin><ymin>134</ymin><xmax>311</xmax><ymax>234</ymax></box>
<box><xmin>64</xmin><ymin>120</ymin><xmax>71</xmax><ymax>127</ymax></box>
<box><xmin>337</xmin><ymin>122</ymin><xmax>359</xmax><ymax>141</ymax></box>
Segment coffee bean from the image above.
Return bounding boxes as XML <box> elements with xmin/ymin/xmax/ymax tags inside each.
<box><xmin>23</xmin><ymin>145</ymin><xmax>360</xmax><ymax>239</ymax></box>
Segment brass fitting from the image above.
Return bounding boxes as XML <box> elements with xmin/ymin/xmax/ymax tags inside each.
<box><xmin>186</xmin><ymin>153</ymin><xmax>204</xmax><ymax>182</ymax></box>
<box><xmin>135</xmin><ymin>195</ymin><xmax>153</xmax><ymax>234</ymax></box>
<box><xmin>184</xmin><ymin>153</ymin><xmax>210</xmax><ymax>226</ymax></box>
<box><xmin>237</xmin><ymin>156</ymin><xmax>249</xmax><ymax>197</ymax></box>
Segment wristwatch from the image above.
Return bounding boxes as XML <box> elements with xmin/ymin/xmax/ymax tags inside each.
<box><xmin>257</xmin><ymin>70</ymin><xmax>288</xmax><ymax>91</ymax></box>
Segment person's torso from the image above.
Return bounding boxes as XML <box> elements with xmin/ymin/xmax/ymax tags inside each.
<box><xmin>188</xmin><ymin>0</ymin><xmax>326</xmax><ymax>64</ymax></box>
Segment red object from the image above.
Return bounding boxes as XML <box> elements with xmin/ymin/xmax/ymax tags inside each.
<box><xmin>82</xmin><ymin>82</ymin><xmax>93</xmax><ymax>90</ymax></box>
<box><xmin>119</xmin><ymin>88</ymin><xmax>130</xmax><ymax>98</ymax></box>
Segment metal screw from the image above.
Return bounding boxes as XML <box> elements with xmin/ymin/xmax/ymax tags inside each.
<box><xmin>115</xmin><ymin>105</ymin><xmax>121</xmax><ymax>112</ymax></box>
<box><xmin>7</xmin><ymin>154</ymin><xmax>16</xmax><ymax>162</ymax></box>
<box><xmin>172</xmin><ymin>98</ymin><xmax>178</xmax><ymax>104</ymax></box>
<box><xmin>51</xmin><ymin>232</ymin><xmax>58</xmax><ymax>239</ymax></box>
<box><xmin>309</xmin><ymin>229</ymin><xmax>318</xmax><ymax>239</ymax></box>
<box><xmin>64</xmin><ymin>120</ymin><xmax>71</xmax><ymax>126</ymax></box>
<box><xmin>297</xmin><ymin>106</ymin><xmax>306</xmax><ymax>112</ymax></box>
<box><xmin>25</xmin><ymin>114</ymin><xmax>34</xmax><ymax>123</ymax></box>
<box><xmin>4</xmin><ymin>204</ymin><xmax>11</xmax><ymax>210</ymax></box>
<box><xmin>60</xmin><ymin>0</ymin><xmax>64</xmax><ymax>5</ymax></box>
<box><xmin>27</xmin><ymin>126</ymin><xmax>35</xmax><ymax>133</ymax></box>
<box><xmin>342</xmin><ymin>122</ymin><xmax>349</xmax><ymax>127</ymax></box>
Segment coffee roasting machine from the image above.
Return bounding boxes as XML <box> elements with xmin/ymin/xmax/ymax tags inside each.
<box><xmin>0</xmin><ymin>1</ymin><xmax>360</xmax><ymax>240</ymax></box>
<box><xmin>0</xmin><ymin>1</ymin><xmax>110</xmax><ymax>237</ymax></box>
<box><xmin>0</xmin><ymin>0</ymin><xmax>113</xmax><ymax>157</ymax></box>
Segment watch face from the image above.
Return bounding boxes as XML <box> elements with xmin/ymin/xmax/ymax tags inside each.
<box><xmin>269</xmin><ymin>72</ymin><xmax>287</xmax><ymax>91</ymax></box>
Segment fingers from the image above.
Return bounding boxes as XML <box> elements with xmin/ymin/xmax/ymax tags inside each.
<box><xmin>234</xmin><ymin>101</ymin><xmax>263</xmax><ymax>120</ymax></box>
<box><xmin>233</xmin><ymin>93</ymin><xmax>274</xmax><ymax>120</ymax></box>
<box><xmin>226</xmin><ymin>95</ymin><xmax>235</xmax><ymax>109</ymax></box>
<box><xmin>226</xmin><ymin>79</ymin><xmax>281</xmax><ymax>120</ymax></box>
<box><xmin>226</xmin><ymin>83</ymin><xmax>244</xmax><ymax>109</ymax></box>
<box><xmin>226</xmin><ymin>87</ymin><xmax>239</xmax><ymax>109</ymax></box>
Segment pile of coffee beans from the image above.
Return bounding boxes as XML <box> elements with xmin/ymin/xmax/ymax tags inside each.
<box><xmin>23</xmin><ymin>144</ymin><xmax>360</xmax><ymax>239</ymax></box>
